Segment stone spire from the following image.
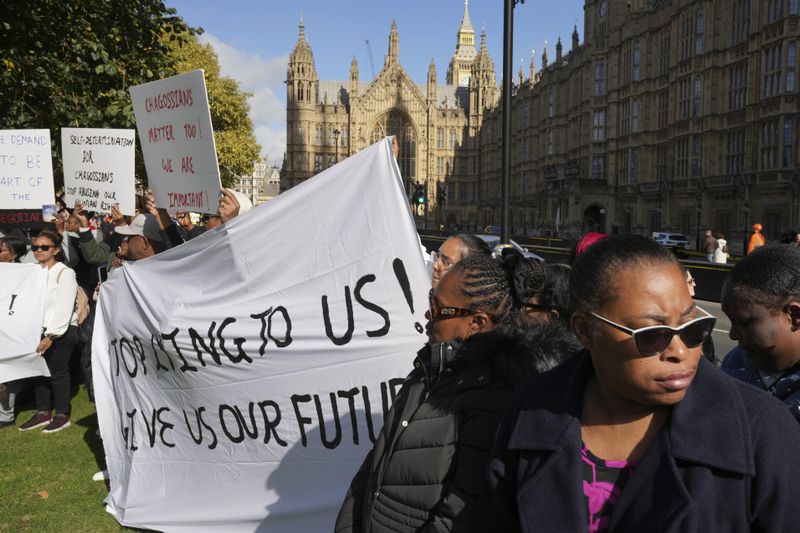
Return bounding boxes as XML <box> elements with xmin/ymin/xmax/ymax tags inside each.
<box><xmin>287</xmin><ymin>14</ymin><xmax>317</xmax><ymax>106</ymax></box>
<box><xmin>518</xmin><ymin>59</ymin><xmax>524</xmax><ymax>86</ymax></box>
<box><xmin>529</xmin><ymin>49</ymin><xmax>536</xmax><ymax>81</ymax></box>
<box><xmin>541</xmin><ymin>41</ymin><xmax>548</xmax><ymax>69</ymax></box>
<box><xmin>350</xmin><ymin>55</ymin><xmax>359</xmax><ymax>97</ymax></box>
<box><xmin>428</xmin><ymin>58</ymin><xmax>437</xmax><ymax>100</ymax></box>
<box><xmin>556</xmin><ymin>37</ymin><xmax>562</xmax><ymax>63</ymax></box>
<box><xmin>387</xmin><ymin>19</ymin><xmax>399</xmax><ymax>65</ymax></box>
<box><xmin>572</xmin><ymin>25</ymin><xmax>580</xmax><ymax>51</ymax></box>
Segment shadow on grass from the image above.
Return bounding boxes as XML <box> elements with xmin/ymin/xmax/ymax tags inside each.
<box><xmin>75</xmin><ymin>413</ymin><xmax>109</xmax><ymax>490</ymax></box>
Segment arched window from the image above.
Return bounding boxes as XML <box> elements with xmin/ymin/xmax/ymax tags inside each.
<box><xmin>633</xmin><ymin>41</ymin><xmax>641</xmax><ymax>81</ymax></box>
<box><xmin>695</xmin><ymin>9</ymin><xmax>704</xmax><ymax>55</ymax></box>
<box><xmin>693</xmin><ymin>75</ymin><xmax>702</xmax><ymax>116</ymax></box>
<box><xmin>631</xmin><ymin>97</ymin><xmax>640</xmax><ymax>132</ymax></box>
<box><xmin>788</xmin><ymin>41</ymin><xmax>797</xmax><ymax>91</ymax></box>
<box><xmin>297</xmin><ymin>83</ymin><xmax>303</xmax><ymax>102</ymax></box>
<box><xmin>371</xmin><ymin>110</ymin><xmax>417</xmax><ymax>180</ymax></box>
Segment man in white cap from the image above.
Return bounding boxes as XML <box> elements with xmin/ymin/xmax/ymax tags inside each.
<box><xmin>115</xmin><ymin>213</ymin><xmax>165</xmax><ymax>261</ymax></box>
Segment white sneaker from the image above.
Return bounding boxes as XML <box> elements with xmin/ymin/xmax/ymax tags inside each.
<box><xmin>92</xmin><ymin>470</ymin><xmax>109</xmax><ymax>481</ymax></box>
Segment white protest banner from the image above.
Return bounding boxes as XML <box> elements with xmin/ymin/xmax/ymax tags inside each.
<box><xmin>129</xmin><ymin>70</ymin><xmax>221</xmax><ymax>215</ymax></box>
<box><xmin>0</xmin><ymin>263</ymin><xmax>50</xmax><ymax>382</ymax></box>
<box><xmin>61</xmin><ymin>128</ymin><xmax>136</xmax><ymax>215</ymax></box>
<box><xmin>0</xmin><ymin>129</ymin><xmax>55</xmax><ymax>210</ymax></box>
<box><xmin>94</xmin><ymin>138</ymin><xmax>430</xmax><ymax>532</ymax></box>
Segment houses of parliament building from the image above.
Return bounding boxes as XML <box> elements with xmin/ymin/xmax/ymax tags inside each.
<box><xmin>283</xmin><ymin>0</ymin><xmax>800</xmax><ymax>248</ymax></box>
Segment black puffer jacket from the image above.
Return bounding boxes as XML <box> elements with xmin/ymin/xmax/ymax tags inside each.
<box><xmin>334</xmin><ymin>321</ymin><xmax>580</xmax><ymax>533</ymax></box>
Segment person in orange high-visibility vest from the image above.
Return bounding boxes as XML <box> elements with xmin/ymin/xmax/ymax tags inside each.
<box><xmin>748</xmin><ymin>223</ymin><xmax>766</xmax><ymax>254</ymax></box>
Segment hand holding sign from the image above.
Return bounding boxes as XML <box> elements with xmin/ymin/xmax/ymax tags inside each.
<box><xmin>218</xmin><ymin>189</ymin><xmax>240</xmax><ymax>223</ymax></box>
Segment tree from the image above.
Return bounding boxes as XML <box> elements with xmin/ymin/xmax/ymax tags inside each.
<box><xmin>0</xmin><ymin>0</ymin><xmax>198</xmax><ymax>187</ymax></box>
<box><xmin>168</xmin><ymin>33</ymin><xmax>261</xmax><ymax>188</ymax></box>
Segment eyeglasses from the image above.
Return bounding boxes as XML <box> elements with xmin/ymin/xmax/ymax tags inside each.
<box><xmin>430</xmin><ymin>251</ymin><xmax>454</xmax><ymax>270</ymax></box>
<box><xmin>31</xmin><ymin>245</ymin><xmax>54</xmax><ymax>252</ymax></box>
<box><xmin>428</xmin><ymin>289</ymin><xmax>494</xmax><ymax>322</ymax></box>
<box><xmin>590</xmin><ymin>308</ymin><xmax>716</xmax><ymax>356</ymax></box>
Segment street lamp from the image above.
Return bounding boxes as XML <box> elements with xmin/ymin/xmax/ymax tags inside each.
<box><xmin>501</xmin><ymin>0</ymin><xmax>525</xmax><ymax>243</ymax></box>
<box><xmin>333</xmin><ymin>128</ymin><xmax>341</xmax><ymax>163</ymax></box>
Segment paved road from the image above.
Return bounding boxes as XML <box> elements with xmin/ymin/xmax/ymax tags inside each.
<box><xmin>696</xmin><ymin>299</ymin><xmax>736</xmax><ymax>359</ymax></box>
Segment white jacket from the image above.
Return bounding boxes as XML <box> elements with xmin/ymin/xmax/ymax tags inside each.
<box><xmin>42</xmin><ymin>262</ymin><xmax>78</xmax><ymax>337</ymax></box>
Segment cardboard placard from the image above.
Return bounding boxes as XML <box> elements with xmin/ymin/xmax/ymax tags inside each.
<box><xmin>61</xmin><ymin>128</ymin><xmax>136</xmax><ymax>215</ymax></box>
<box><xmin>129</xmin><ymin>70</ymin><xmax>221</xmax><ymax>215</ymax></box>
<box><xmin>0</xmin><ymin>129</ymin><xmax>55</xmax><ymax>211</ymax></box>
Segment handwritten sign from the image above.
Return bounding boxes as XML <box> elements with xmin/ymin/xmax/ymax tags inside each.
<box><xmin>0</xmin><ymin>129</ymin><xmax>55</xmax><ymax>210</ymax></box>
<box><xmin>94</xmin><ymin>139</ymin><xmax>429</xmax><ymax>531</ymax></box>
<box><xmin>61</xmin><ymin>128</ymin><xmax>136</xmax><ymax>215</ymax></box>
<box><xmin>129</xmin><ymin>70</ymin><xmax>221</xmax><ymax>215</ymax></box>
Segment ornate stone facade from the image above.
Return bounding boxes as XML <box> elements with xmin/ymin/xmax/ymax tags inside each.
<box><xmin>284</xmin><ymin>0</ymin><xmax>800</xmax><ymax>250</ymax></box>
<box><xmin>283</xmin><ymin>2</ymin><xmax>495</xmax><ymax>226</ymax></box>
<box><xmin>472</xmin><ymin>0</ymin><xmax>800</xmax><ymax>251</ymax></box>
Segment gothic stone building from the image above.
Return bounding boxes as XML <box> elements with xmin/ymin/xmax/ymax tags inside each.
<box><xmin>283</xmin><ymin>3</ymin><xmax>496</xmax><ymax>226</ymax></box>
<box><xmin>284</xmin><ymin>0</ymin><xmax>800</xmax><ymax>250</ymax></box>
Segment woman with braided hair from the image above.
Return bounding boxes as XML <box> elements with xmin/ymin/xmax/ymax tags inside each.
<box><xmin>335</xmin><ymin>252</ymin><xmax>579</xmax><ymax>533</ymax></box>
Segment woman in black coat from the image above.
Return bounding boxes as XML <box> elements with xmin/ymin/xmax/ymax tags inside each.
<box><xmin>479</xmin><ymin>235</ymin><xmax>800</xmax><ymax>532</ymax></box>
<box><xmin>335</xmin><ymin>253</ymin><xmax>579</xmax><ymax>533</ymax></box>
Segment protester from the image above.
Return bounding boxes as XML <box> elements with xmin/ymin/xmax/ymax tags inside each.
<box><xmin>218</xmin><ymin>188</ymin><xmax>253</xmax><ymax>223</ymax></box>
<box><xmin>431</xmin><ymin>233</ymin><xmax>492</xmax><ymax>288</ymax></box>
<box><xmin>721</xmin><ymin>245</ymin><xmax>800</xmax><ymax>423</ymax></box>
<box><xmin>73</xmin><ymin>202</ymin><xmax>127</xmax><ymax>265</ymax></box>
<box><xmin>714</xmin><ymin>232</ymin><xmax>728</xmax><ymax>264</ymax></box>
<box><xmin>0</xmin><ymin>234</ymin><xmax>28</xmax><ymax>429</ymax></box>
<box><xmin>480</xmin><ymin>234</ymin><xmax>800</xmax><ymax>531</ymax></box>
<box><xmin>519</xmin><ymin>261</ymin><xmax>572</xmax><ymax>326</ymax></box>
<box><xmin>335</xmin><ymin>253</ymin><xmax>578</xmax><ymax>532</ymax></box>
<box><xmin>748</xmin><ymin>223</ymin><xmax>766</xmax><ymax>254</ymax></box>
<box><xmin>116</xmin><ymin>213</ymin><xmax>166</xmax><ymax>261</ymax></box>
<box><xmin>570</xmin><ymin>231</ymin><xmax>607</xmax><ymax>263</ymax></box>
<box><xmin>144</xmin><ymin>191</ymin><xmax>185</xmax><ymax>249</ymax></box>
<box><xmin>703</xmin><ymin>227</ymin><xmax>717</xmax><ymax>262</ymax></box>
<box><xmin>18</xmin><ymin>230</ymin><xmax>79</xmax><ymax>433</ymax></box>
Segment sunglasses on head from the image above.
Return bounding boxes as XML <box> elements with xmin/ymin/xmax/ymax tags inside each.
<box><xmin>31</xmin><ymin>245</ymin><xmax>54</xmax><ymax>252</ymax></box>
<box><xmin>428</xmin><ymin>289</ymin><xmax>494</xmax><ymax>322</ymax></box>
<box><xmin>590</xmin><ymin>308</ymin><xmax>716</xmax><ymax>356</ymax></box>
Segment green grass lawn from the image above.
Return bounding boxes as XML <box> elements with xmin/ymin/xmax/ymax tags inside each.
<box><xmin>0</xmin><ymin>388</ymin><xmax>139</xmax><ymax>532</ymax></box>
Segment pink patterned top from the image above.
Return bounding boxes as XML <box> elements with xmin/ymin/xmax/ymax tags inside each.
<box><xmin>581</xmin><ymin>445</ymin><xmax>637</xmax><ymax>532</ymax></box>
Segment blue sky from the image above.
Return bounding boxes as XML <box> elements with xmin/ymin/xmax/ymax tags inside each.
<box><xmin>166</xmin><ymin>0</ymin><xmax>585</xmax><ymax>163</ymax></box>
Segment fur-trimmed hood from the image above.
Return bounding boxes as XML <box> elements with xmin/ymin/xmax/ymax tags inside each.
<box><xmin>418</xmin><ymin>320</ymin><xmax>581</xmax><ymax>389</ymax></box>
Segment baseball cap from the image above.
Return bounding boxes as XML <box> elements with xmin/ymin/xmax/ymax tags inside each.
<box><xmin>115</xmin><ymin>213</ymin><xmax>163</xmax><ymax>242</ymax></box>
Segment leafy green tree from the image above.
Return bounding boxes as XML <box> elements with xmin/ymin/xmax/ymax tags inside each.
<box><xmin>0</xmin><ymin>0</ymin><xmax>198</xmax><ymax>187</ymax></box>
<box><xmin>169</xmin><ymin>33</ymin><xmax>261</xmax><ymax>187</ymax></box>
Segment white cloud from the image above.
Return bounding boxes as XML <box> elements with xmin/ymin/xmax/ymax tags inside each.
<box><xmin>200</xmin><ymin>33</ymin><xmax>288</xmax><ymax>165</ymax></box>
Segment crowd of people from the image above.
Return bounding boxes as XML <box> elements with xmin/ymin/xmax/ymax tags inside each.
<box><xmin>3</xmin><ymin>194</ymin><xmax>800</xmax><ymax>530</ymax></box>
<box><xmin>0</xmin><ymin>189</ymin><xmax>252</xmax><ymax>432</ymax></box>
<box><xmin>336</xmin><ymin>231</ymin><xmax>800</xmax><ymax>532</ymax></box>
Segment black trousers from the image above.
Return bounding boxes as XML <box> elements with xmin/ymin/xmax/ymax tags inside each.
<box><xmin>34</xmin><ymin>326</ymin><xmax>78</xmax><ymax>416</ymax></box>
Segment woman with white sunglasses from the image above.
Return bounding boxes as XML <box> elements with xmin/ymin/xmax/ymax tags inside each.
<box><xmin>479</xmin><ymin>234</ymin><xmax>800</xmax><ymax>532</ymax></box>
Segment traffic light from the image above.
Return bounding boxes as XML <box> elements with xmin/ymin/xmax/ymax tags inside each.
<box><xmin>437</xmin><ymin>183</ymin><xmax>448</xmax><ymax>205</ymax></box>
<box><xmin>412</xmin><ymin>182</ymin><xmax>425</xmax><ymax>204</ymax></box>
